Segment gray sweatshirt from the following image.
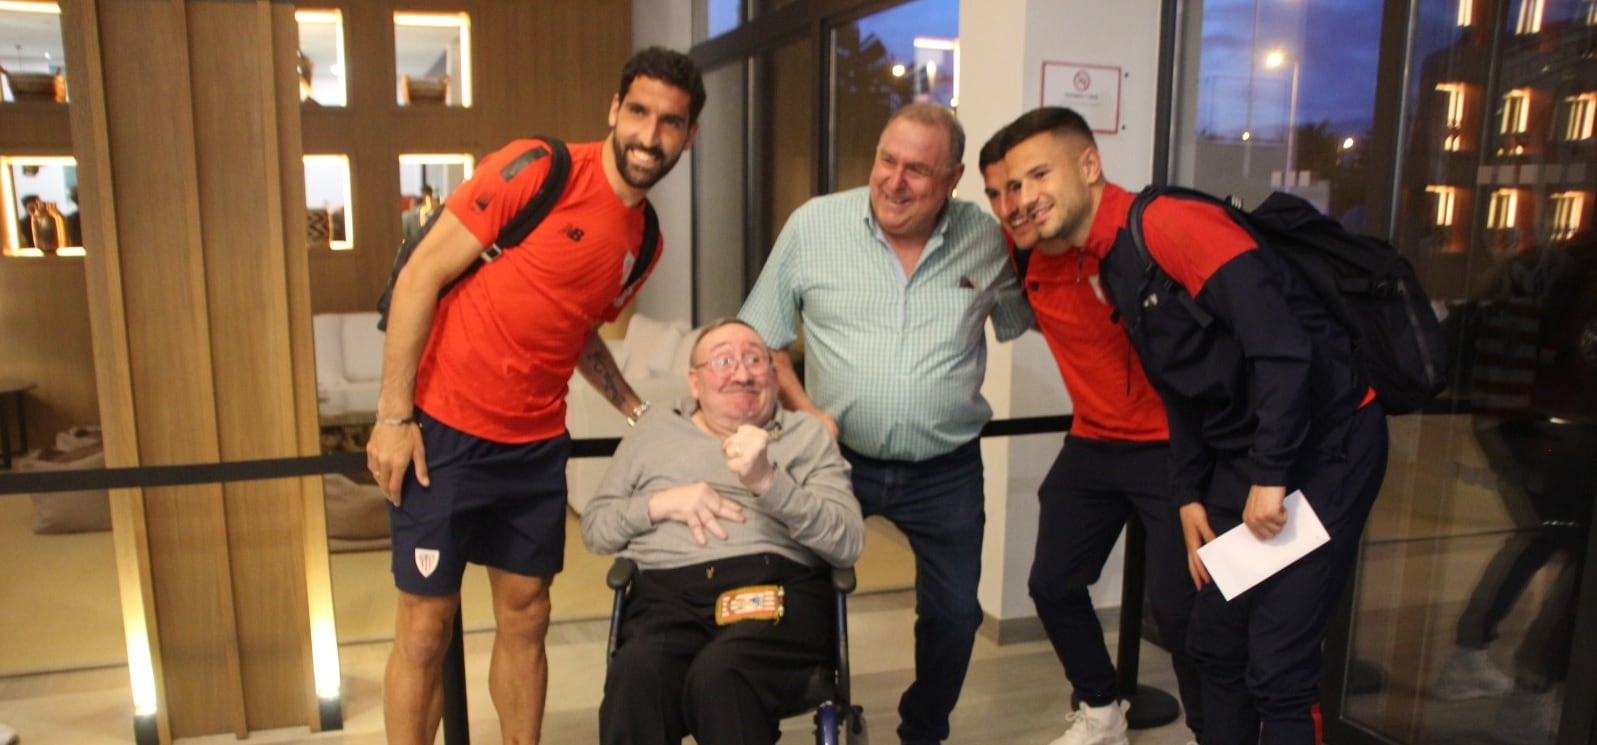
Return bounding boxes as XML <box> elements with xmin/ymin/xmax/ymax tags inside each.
<box><xmin>580</xmin><ymin>403</ymin><xmax>864</xmax><ymax>569</ymax></box>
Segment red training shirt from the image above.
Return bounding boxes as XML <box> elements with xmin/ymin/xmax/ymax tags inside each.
<box><xmin>1017</xmin><ymin>234</ymin><xmax>1169</xmax><ymax>442</ymax></box>
<box><xmin>414</xmin><ymin>139</ymin><xmax>661</xmax><ymax>443</ymax></box>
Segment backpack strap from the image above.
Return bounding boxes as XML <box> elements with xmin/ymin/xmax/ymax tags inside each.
<box><xmin>1125</xmin><ymin>185</ymin><xmax>1215</xmax><ymax>329</ymax></box>
<box><xmin>479</xmin><ymin>137</ymin><xmax>572</xmax><ymax>263</ymax></box>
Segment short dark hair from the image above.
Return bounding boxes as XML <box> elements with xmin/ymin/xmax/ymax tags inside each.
<box><xmin>978</xmin><ymin>126</ymin><xmax>1009</xmax><ymax>170</ymax></box>
<box><xmin>618</xmin><ymin>46</ymin><xmax>707</xmax><ymax>125</ymax></box>
<box><xmin>1001</xmin><ymin>107</ymin><xmax>1097</xmax><ymax>154</ymax></box>
<box><xmin>21</xmin><ymin>194</ymin><xmax>40</xmax><ymax>207</ymax></box>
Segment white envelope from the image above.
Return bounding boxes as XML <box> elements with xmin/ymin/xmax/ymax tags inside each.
<box><xmin>1195</xmin><ymin>490</ymin><xmax>1330</xmax><ymax>601</ymax></box>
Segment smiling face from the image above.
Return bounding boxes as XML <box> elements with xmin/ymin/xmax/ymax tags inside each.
<box><xmin>607</xmin><ymin>75</ymin><xmax>699</xmax><ymax>192</ymax></box>
<box><xmin>869</xmin><ymin>117</ymin><xmax>962</xmax><ymax>244</ymax></box>
<box><xmin>688</xmin><ymin>322</ymin><xmax>777</xmax><ymax>436</ymax></box>
<box><xmin>1004</xmin><ymin>130</ymin><xmax>1102</xmax><ymax>248</ymax></box>
<box><xmin>982</xmin><ymin>161</ymin><xmax>1038</xmax><ymax>251</ymax></box>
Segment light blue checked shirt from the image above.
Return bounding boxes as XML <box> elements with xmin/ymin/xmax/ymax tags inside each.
<box><xmin>739</xmin><ymin>187</ymin><xmax>1033</xmax><ymax>461</ymax></box>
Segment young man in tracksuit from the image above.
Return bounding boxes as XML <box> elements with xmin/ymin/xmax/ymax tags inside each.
<box><xmin>1002</xmin><ymin>106</ymin><xmax>1388</xmax><ymax>744</ymax></box>
<box><xmin>979</xmin><ymin>133</ymin><xmax>1202</xmax><ymax>745</ymax></box>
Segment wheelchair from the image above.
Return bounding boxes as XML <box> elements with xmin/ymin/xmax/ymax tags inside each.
<box><xmin>605</xmin><ymin>557</ymin><xmax>868</xmax><ymax>745</ymax></box>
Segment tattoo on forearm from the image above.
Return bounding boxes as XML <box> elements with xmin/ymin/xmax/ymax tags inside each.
<box><xmin>584</xmin><ymin>347</ymin><xmax>626</xmax><ymax>408</ymax></box>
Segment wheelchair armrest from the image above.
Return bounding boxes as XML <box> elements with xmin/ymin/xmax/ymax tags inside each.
<box><xmin>830</xmin><ymin>565</ymin><xmax>856</xmax><ymax>594</ymax></box>
<box><xmin>607</xmin><ymin>557</ymin><xmax>638</xmax><ymax>590</ymax></box>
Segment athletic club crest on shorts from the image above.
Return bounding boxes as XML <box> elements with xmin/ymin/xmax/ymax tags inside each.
<box><xmin>415</xmin><ymin>548</ymin><xmax>440</xmax><ymax>578</ymax></box>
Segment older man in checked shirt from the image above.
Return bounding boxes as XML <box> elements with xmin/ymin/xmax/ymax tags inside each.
<box><xmin>739</xmin><ymin>101</ymin><xmax>1032</xmax><ymax>745</ymax></box>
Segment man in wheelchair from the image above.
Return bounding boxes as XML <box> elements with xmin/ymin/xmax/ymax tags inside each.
<box><xmin>581</xmin><ymin>318</ymin><xmax>865</xmax><ymax>745</ymax></box>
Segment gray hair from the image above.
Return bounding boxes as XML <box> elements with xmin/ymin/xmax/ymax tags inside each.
<box><xmin>887</xmin><ymin>101</ymin><xmax>965</xmax><ymax>171</ymax></box>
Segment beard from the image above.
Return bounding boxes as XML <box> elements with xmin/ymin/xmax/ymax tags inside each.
<box><xmin>610</xmin><ymin>134</ymin><xmax>681</xmax><ymax>190</ymax></box>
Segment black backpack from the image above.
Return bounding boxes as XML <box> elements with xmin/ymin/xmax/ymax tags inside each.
<box><xmin>1126</xmin><ymin>186</ymin><xmax>1449</xmax><ymax>415</ymax></box>
<box><xmin>375</xmin><ymin>137</ymin><xmax>659</xmax><ymax>330</ymax></box>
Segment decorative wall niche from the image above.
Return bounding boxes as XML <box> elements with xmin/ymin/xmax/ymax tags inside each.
<box><xmin>394</xmin><ymin>12</ymin><xmax>471</xmax><ymax>107</ymax></box>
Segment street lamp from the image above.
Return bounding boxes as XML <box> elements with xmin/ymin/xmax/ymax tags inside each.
<box><xmin>1266</xmin><ymin>49</ymin><xmax>1301</xmax><ymax>191</ymax></box>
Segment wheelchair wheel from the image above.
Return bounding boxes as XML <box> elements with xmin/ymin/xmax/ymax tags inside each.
<box><xmin>846</xmin><ymin>704</ymin><xmax>868</xmax><ymax>745</ymax></box>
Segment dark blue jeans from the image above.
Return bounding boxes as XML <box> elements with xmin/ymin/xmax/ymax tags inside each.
<box><xmin>1030</xmin><ymin>437</ymin><xmax>1202</xmax><ymax>737</ymax></box>
<box><xmin>842</xmin><ymin>439</ymin><xmax>985</xmax><ymax>745</ymax></box>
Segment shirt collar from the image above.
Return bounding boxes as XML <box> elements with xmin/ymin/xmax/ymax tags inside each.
<box><xmin>1081</xmin><ymin>182</ymin><xmax>1133</xmax><ymax>260</ymax></box>
<box><xmin>861</xmin><ymin>189</ymin><xmax>954</xmax><ymax>248</ymax></box>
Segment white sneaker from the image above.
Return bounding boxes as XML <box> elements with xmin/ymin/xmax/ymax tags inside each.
<box><xmin>1489</xmin><ymin>687</ymin><xmax>1559</xmax><ymax>745</ymax></box>
<box><xmin>1431</xmin><ymin>647</ymin><xmax>1514</xmax><ymax>700</ymax></box>
<box><xmin>1047</xmin><ymin>700</ymin><xmax>1130</xmax><ymax>745</ymax></box>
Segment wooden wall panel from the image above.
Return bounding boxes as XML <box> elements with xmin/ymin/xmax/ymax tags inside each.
<box><xmin>186</xmin><ymin>0</ymin><xmax>310</xmax><ymax>729</ymax></box>
<box><xmin>95</xmin><ymin>0</ymin><xmax>243</xmax><ymax>736</ymax></box>
<box><xmin>0</xmin><ymin>105</ymin><xmax>73</xmax><ymax>150</ymax></box>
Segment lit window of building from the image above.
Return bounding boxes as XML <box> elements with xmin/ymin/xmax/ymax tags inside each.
<box><xmin>1551</xmin><ymin>192</ymin><xmax>1586</xmax><ymax>240</ymax></box>
<box><xmin>1588</xmin><ymin>0</ymin><xmax>1597</xmax><ymax>25</ymax></box>
<box><xmin>1438</xmin><ymin>83</ymin><xmax>1468</xmax><ymax>150</ymax></box>
<box><xmin>1515</xmin><ymin>0</ymin><xmax>1544</xmax><ymax>33</ymax></box>
<box><xmin>1426</xmin><ymin>186</ymin><xmax>1458</xmax><ymax>226</ymax></box>
<box><xmin>1501</xmin><ymin>89</ymin><xmax>1531</xmax><ymax>135</ymax></box>
<box><xmin>1488</xmin><ymin>189</ymin><xmax>1520</xmax><ymax>229</ymax></box>
<box><xmin>1457</xmin><ymin>0</ymin><xmax>1475</xmax><ymax>26</ymax></box>
<box><xmin>1566</xmin><ymin>93</ymin><xmax>1596</xmax><ymax>141</ymax></box>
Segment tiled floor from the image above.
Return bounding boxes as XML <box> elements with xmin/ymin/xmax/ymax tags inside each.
<box><xmin>0</xmin><ymin>589</ymin><xmax>1199</xmax><ymax>745</ymax></box>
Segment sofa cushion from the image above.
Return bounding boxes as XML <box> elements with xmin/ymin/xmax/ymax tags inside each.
<box><xmin>322</xmin><ymin>474</ymin><xmax>390</xmax><ymax>552</ymax></box>
<box><xmin>339</xmin><ymin>311</ymin><xmax>386</xmax><ymax>383</ymax></box>
<box><xmin>312</xmin><ymin>313</ymin><xmax>348</xmax><ymax>386</ymax></box>
<box><xmin>670</xmin><ymin>325</ymin><xmax>711</xmax><ymax>379</ymax></box>
<box><xmin>622</xmin><ymin>314</ymin><xmax>688</xmax><ymax>380</ymax></box>
<box><xmin>19</xmin><ymin>444</ymin><xmax>111</xmax><ymax>534</ymax></box>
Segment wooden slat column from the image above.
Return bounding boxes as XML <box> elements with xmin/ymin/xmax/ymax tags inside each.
<box><xmin>62</xmin><ymin>0</ymin><xmax>326</xmax><ymax>740</ymax></box>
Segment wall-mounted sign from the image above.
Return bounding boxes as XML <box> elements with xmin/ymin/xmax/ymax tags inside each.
<box><xmin>1040</xmin><ymin>61</ymin><xmax>1122</xmax><ymax>135</ymax></box>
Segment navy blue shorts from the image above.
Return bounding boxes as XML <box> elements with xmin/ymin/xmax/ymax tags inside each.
<box><xmin>388</xmin><ymin>409</ymin><xmax>570</xmax><ymax>596</ymax></box>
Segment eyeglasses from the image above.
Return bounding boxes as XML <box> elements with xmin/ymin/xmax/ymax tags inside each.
<box><xmin>692</xmin><ymin>352</ymin><xmax>771</xmax><ymax>375</ymax></box>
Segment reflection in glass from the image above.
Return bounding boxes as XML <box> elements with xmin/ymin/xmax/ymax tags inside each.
<box><xmin>0</xmin><ymin>1</ymin><xmax>66</xmax><ymax>103</ymax></box>
<box><xmin>398</xmin><ymin>154</ymin><xmax>472</xmax><ymax>243</ymax></box>
<box><xmin>304</xmin><ymin>155</ymin><xmax>353</xmax><ymax>250</ymax></box>
<box><xmin>1336</xmin><ymin>0</ymin><xmax>1597</xmax><ymax>742</ymax></box>
<box><xmin>394</xmin><ymin>12</ymin><xmax>471</xmax><ymax>107</ymax></box>
<box><xmin>2</xmin><ymin>155</ymin><xmax>79</xmax><ymax>256</ymax></box>
<box><xmin>828</xmin><ymin>0</ymin><xmax>958</xmax><ymax>191</ymax></box>
<box><xmin>295</xmin><ymin>9</ymin><xmax>346</xmax><ymax>107</ymax></box>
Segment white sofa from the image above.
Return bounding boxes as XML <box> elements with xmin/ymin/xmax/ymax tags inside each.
<box><xmin>312</xmin><ymin>311</ymin><xmax>385</xmax><ymax>417</ymax></box>
<box><xmin>310</xmin><ymin>310</ymin><xmax>699</xmax><ymax>513</ymax></box>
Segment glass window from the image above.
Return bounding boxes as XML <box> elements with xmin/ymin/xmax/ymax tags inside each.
<box><xmin>1515</xmin><ymin>0</ymin><xmax>1545</xmax><ymax>33</ymax></box>
<box><xmin>0</xmin><ymin>1</ymin><xmax>66</xmax><ymax>103</ymax></box>
<box><xmin>1501</xmin><ymin>88</ymin><xmax>1531</xmax><ymax>135</ymax></box>
<box><xmin>692</xmin><ymin>61</ymin><xmax>748</xmax><ymax>323</ymax></box>
<box><xmin>1549</xmin><ymin>191</ymin><xmax>1586</xmax><ymax>240</ymax></box>
<box><xmin>394</xmin><ymin>12</ymin><xmax>471</xmax><ymax>107</ymax></box>
<box><xmin>397</xmin><ymin>154</ymin><xmax>472</xmax><ymax>244</ymax></box>
<box><xmin>2</xmin><ymin>155</ymin><xmax>78</xmax><ymax>256</ymax></box>
<box><xmin>828</xmin><ymin>0</ymin><xmax>959</xmax><ymax>192</ymax></box>
<box><xmin>1457</xmin><ymin>0</ymin><xmax>1476</xmax><ymax>26</ymax></box>
<box><xmin>1428</xmin><ymin>185</ymin><xmax>1459</xmax><ymax>226</ymax></box>
<box><xmin>1173</xmin><ymin>0</ymin><xmax>1381</xmax><ymax>220</ymax></box>
<box><xmin>695</xmin><ymin>0</ymin><xmax>742</xmax><ymax>41</ymax></box>
<box><xmin>1565</xmin><ymin>93</ymin><xmax>1595</xmax><ymax>141</ymax></box>
<box><xmin>304</xmin><ymin>155</ymin><xmax>352</xmax><ymax>250</ymax></box>
<box><xmin>1438</xmin><ymin>82</ymin><xmax>1470</xmax><ymax>151</ymax></box>
<box><xmin>295</xmin><ymin>9</ymin><xmax>346</xmax><ymax>107</ymax></box>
